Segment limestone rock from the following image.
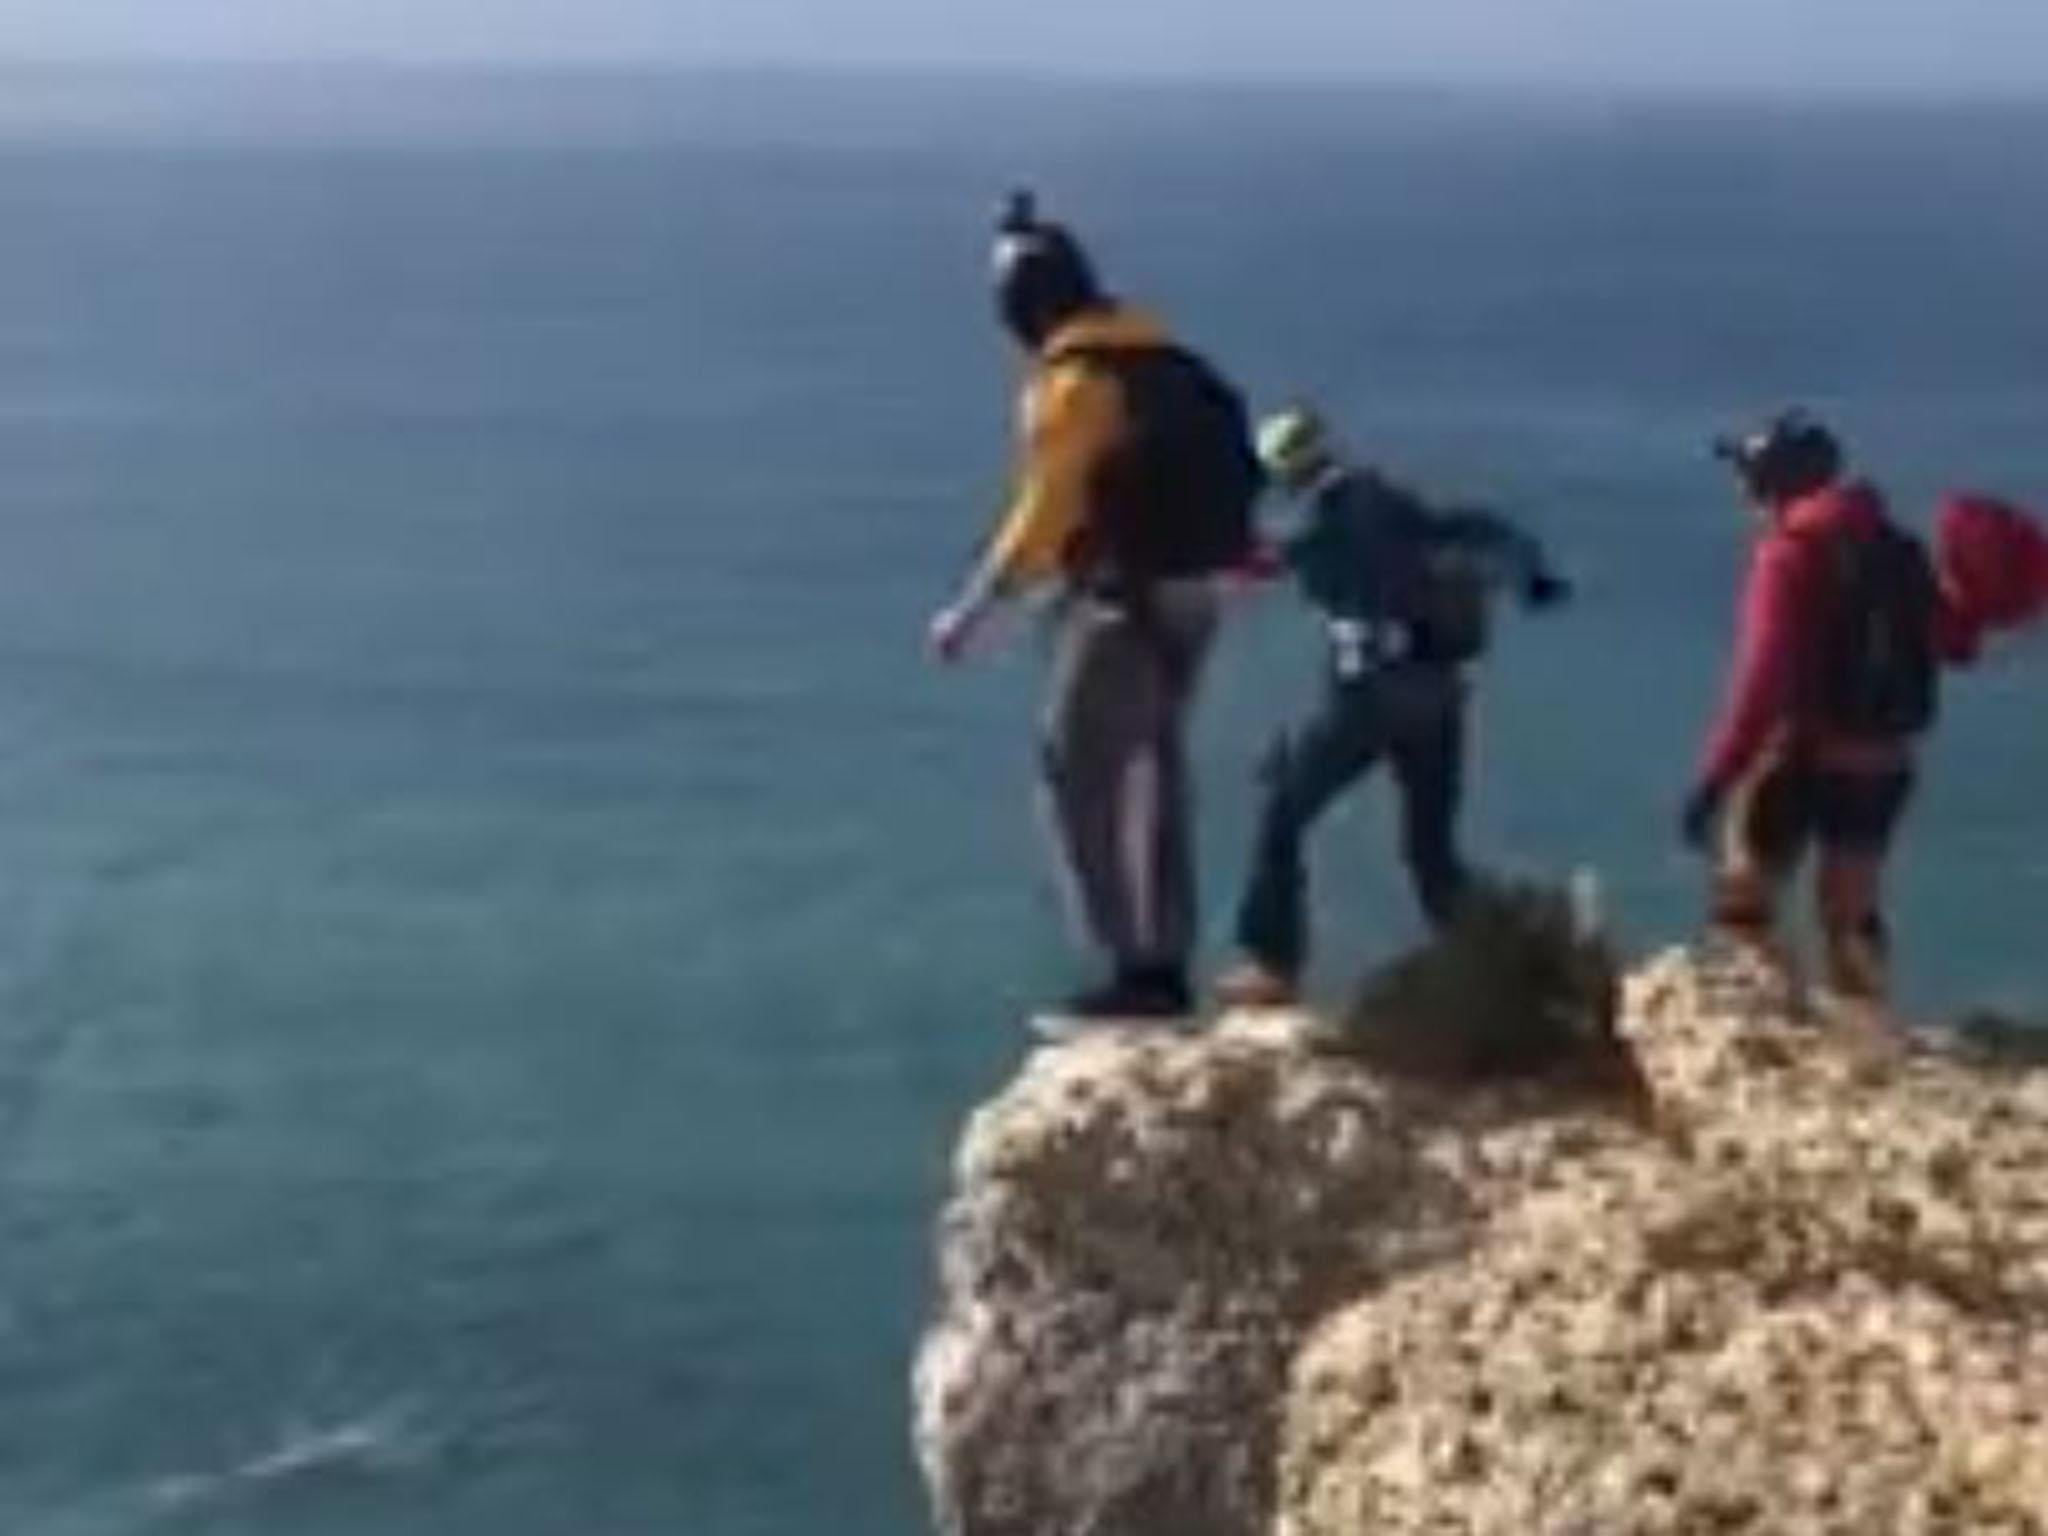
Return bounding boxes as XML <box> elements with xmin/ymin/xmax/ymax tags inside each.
<box><xmin>1282</xmin><ymin>946</ymin><xmax>2048</xmax><ymax>1535</ymax></box>
<box><xmin>914</xmin><ymin>938</ymin><xmax>2048</xmax><ymax>1536</ymax></box>
<box><xmin>912</xmin><ymin>1023</ymin><xmax>1473</xmax><ymax>1536</ymax></box>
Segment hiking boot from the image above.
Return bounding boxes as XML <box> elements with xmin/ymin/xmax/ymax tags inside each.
<box><xmin>1213</xmin><ymin>959</ymin><xmax>1299</xmax><ymax>1010</ymax></box>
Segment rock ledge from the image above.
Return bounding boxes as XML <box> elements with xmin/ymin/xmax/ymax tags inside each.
<box><xmin>914</xmin><ymin>947</ymin><xmax>2048</xmax><ymax>1536</ymax></box>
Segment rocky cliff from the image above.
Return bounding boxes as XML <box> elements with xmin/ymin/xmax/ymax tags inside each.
<box><xmin>913</xmin><ymin>942</ymin><xmax>2048</xmax><ymax>1535</ymax></box>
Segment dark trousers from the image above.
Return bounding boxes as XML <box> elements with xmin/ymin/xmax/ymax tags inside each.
<box><xmin>1235</xmin><ymin>663</ymin><xmax>1469</xmax><ymax>978</ymax></box>
<box><xmin>1713</xmin><ymin>750</ymin><xmax>1915</xmax><ymax>1002</ymax></box>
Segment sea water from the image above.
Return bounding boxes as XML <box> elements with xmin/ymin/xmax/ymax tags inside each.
<box><xmin>0</xmin><ymin>68</ymin><xmax>2042</xmax><ymax>1535</ymax></box>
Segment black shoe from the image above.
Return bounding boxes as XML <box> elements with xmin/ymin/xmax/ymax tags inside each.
<box><xmin>1125</xmin><ymin>965</ymin><xmax>1193</xmax><ymax>1016</ymax></box>
<box><xmin>1054</xmin><ymin>967</ymin><xmax>1190</xmax><ymax>1022</ymax></box>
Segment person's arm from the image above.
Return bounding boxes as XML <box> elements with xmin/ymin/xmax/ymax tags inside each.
<box><xmin>1431</xmin><ymin>505</ymin><xmax>1569</xmax><ymax>606</ymax></box>
<box><xmin>1275</xmin><ymin>497</ymin><xmax>1332</xmax><ymax>580</ymax></box>
<box><xmin>1681</xmin><ymin>536</ymin><xmax>1811</xmax><ymax>848</ymax></box>
<box><xmin>1696</xmin><ymin>536</ymin><xmax>1809</xmax><ymax>795</ymax></box>
<box><xmin>929</xmin><ymin>362</ymin><xmax>1121</xmax><ymax>661</ymax></box>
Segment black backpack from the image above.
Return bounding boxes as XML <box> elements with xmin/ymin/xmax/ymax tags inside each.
<box><xmin>1356</xmin><ymin>480</ymin><xmax>1494</xmax><ymax>666</ymax></box>
<box><xmin>1407</xmin><ymin>528</ymin><xmax>1495</xmax><ymax>666</ymax></box>
<box><xmin>1809</xmin><ymin>518</ymin><xmax>1941</xmax><ymax>738</ymax></box>
<box><xmin>1054</xmin><ymin>344</ymin><xmax>1259</xmax><ymax>584</ymax></box>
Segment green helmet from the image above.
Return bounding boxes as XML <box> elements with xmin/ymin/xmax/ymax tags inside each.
<box><xmin>1256</xmin><ymin>405</ymin><xmax>1338</xmax><ymax>495</ymax></box>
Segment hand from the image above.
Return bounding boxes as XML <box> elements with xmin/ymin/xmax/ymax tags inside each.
<box><xmin>1525</xmin><ymin>572</ymin><xmax>1573</xmax><ymax>611</ymax></box>
<box><xmin>1221</xmin><ymin>542</ymin><xmax>1286</xmax><ymax>598</ymax></box>
<box><xmin>1239</xmin><ymin>541</ymin><xmax>1286</xmax><ymax>582</ymax></box>
<box><xmin>927</xmin><ymin>602</ymin><xmax>979</xmax><ymax>664</ymax></box>
<box><xmin>1680</xmin><ymin>782</ymin><xmax>1723</xmax><ymax>853</ymax></box>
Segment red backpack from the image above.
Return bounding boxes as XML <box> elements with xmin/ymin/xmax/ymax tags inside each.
<box><xmin>1938</xmin><ymin>494</ymin><xmax>2048</xmax><ymax>637</ymax></box>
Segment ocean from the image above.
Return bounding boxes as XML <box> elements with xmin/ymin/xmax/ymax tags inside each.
<box><xmin>0</xmin><ymin>67</ymin><xmax>2043</xmax><ymax>1535</ymax></box>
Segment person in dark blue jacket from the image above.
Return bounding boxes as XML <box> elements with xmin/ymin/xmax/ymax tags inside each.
<box><xmin>1216</xmin><ymin>405</ymin><xmax>1571</xmax><ymax>1008</ymax></box>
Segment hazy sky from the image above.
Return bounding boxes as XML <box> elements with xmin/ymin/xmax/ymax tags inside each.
<box><xmin>6</xmin><ymin>0</ymin><xmax>2048</xmax><ymax>94</ymax></box>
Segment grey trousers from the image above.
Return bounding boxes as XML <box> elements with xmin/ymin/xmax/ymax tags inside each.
<box><xmin>1039</xmin><ymin>583</ymin><xmax>1220</xmax><ymax>976</ymax></box>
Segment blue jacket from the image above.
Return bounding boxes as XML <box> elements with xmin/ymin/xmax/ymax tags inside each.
<box><xmin>1280</xmin><ymin>467</ymin><xmax>1553</xmax><ymax>640</ymax></box>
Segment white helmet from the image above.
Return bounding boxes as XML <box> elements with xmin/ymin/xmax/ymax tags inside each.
<box><xmin>1256</xmin><ymin>405</ymin><xmax>1340</xmax><ymax>495</ymax></box>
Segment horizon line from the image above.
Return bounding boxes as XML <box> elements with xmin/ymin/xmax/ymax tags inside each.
<box><xmin>3</xmin><ymin>52</ymin><xmax>2047</xmax><ymax>108</ymax></box>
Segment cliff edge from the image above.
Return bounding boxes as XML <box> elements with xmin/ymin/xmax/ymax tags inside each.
<box><xmin>913</xmin><ymin>942</ymin><xmax>2048</xmax><ymax>1535</ymax></box>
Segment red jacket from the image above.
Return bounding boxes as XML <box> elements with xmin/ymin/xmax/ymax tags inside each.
<box><xmin>1698</xmin><ymin>481</ymin><xmax>1913</xmax><ymax>790</ymax></box>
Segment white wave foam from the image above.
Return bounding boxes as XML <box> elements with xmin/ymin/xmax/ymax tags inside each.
<box><xmin>147</xmin><ymin>1397</ymin><xmax>432</xmax><ymax>1515</ymax></box>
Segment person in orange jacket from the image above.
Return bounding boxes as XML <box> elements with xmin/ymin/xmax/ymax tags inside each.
<box><xmin>928</xmin><ymin>193</ymin><xmax>1258</xmax><ymax>1022</ymax></box>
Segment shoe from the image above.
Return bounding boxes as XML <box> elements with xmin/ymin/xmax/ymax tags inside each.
<box><xmin>1124</xmin><ymin>965</ymin><xmax>1193</xmax><ymax>1016</ymax></box>
<box><xmin>1043</xmin><ymin>968</ymin><xmax>1191</xmax><ymax>1027</ymax></box>
<box><xmin>1213</xmin><ymin>959</ymin><xmax>1299</xmax><ymax>1010</ymax></box>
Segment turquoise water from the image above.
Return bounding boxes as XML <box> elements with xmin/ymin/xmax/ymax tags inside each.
<box><xmin>0</xmin><ymin>73</ymin><xmax>2044</xmax><ymax>1534</ymax></box>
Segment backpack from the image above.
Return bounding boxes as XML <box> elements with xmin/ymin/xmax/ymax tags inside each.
<box><xmin>1809</xmin><ymin>518</ymin><xmax>1941</xmax><ymax>738</ymax></box>
<box><xmin>1355</xmin><ymin>481</ymin><xmax>1494</xmax><ymax>666</ymax></box>
<box><xmin>1407</xmin><ymin>534</ymin><xmax>1494</xmax><ymax>666</ymax></box>
<box><xmin>1053</xmin><ymin>344</ymin><xmax>1260</xmax><ymax>584</ymax></box>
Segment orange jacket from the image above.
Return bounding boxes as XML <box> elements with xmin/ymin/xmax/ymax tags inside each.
<box><xmin>985</xmin><ymin>307</ymin><xmax>1169</xmax><ymax>584</ymax></box>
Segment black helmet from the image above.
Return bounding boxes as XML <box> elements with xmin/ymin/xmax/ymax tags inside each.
<box><xmin>991</xmin><ymin>189</ymin><xmax>1102</xmax><ymax>349</ymax></box>
<box><xmin>1712</xmin><ymin>409</ymin><xmax>1844</xmax><ymax>504</ymax></box>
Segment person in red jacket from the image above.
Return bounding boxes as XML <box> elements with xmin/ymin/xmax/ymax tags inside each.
<box><xmin>1682</xmin><ymin>412</ymin><xmax>1936</xmax><ymax>1008</ymax></box>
